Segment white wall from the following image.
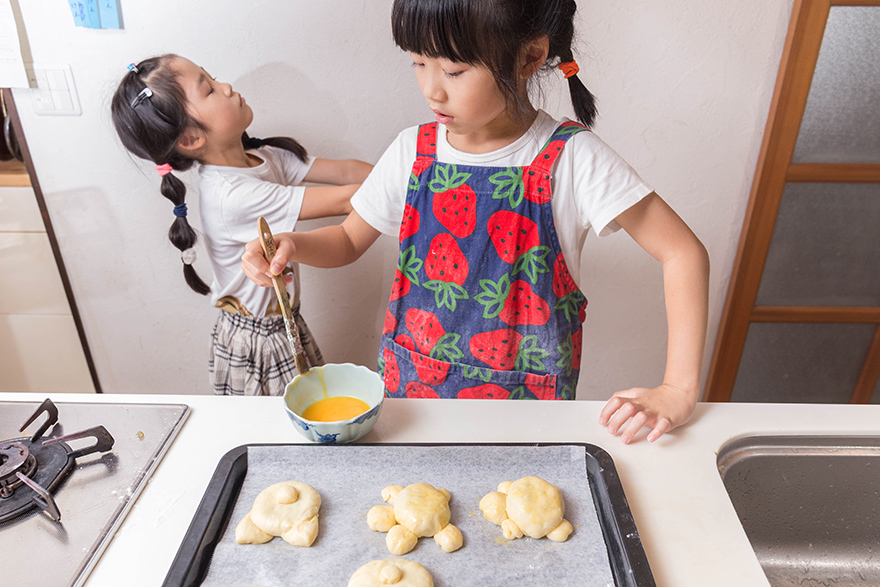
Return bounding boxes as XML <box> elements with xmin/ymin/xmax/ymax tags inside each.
<box><xmin>11</xmin><ymin>0</ymin><xmax>794</xmax><ymax>397</ymax></box>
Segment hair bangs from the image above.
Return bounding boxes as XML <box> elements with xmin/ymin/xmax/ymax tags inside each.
<box><xmin>391</xmin><ymin>0</ymin><xmax>490</xmax><ymax>65</ymax></box>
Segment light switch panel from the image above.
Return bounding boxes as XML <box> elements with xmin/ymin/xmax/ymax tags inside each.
<box><xmin>25</xmin><ymin>64</ymin><xmax>82</xmax><ymax>116</ymax></box>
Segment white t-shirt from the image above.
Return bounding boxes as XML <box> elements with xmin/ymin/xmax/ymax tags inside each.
<box><xmin>351</xmin><ymin>110</ymin><xmax>652</xmax><ymax>286</ymax></box>
<box><xmin>198</xmin><ymin>146</ymin><xmax>315</xmax><ymax>317</ymax></box>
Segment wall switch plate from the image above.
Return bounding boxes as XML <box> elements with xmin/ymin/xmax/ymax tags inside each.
<box><xmin>25</xmin><ymin>64</ymin><xmax>82</xmax><ymax>116</ymax></box>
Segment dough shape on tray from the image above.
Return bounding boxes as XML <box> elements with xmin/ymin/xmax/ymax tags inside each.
<box><xmin>479</xmin><ymin>476</ymin><xmax>573</xmax><ymax>542</ymax></box>
<box><xmin>348</xmin><ymin>558</ymin><xmax>434</xmax><ymax>587</ymax></box>
<box><xmin>235</xmin><ymin>481</ymin><xmax>322</xmax><ymax>547</ymax></box>
<box><xmin>367</xmin><ymin>483</ymin><xmax>462</xmax><ymax>555</ymax></box>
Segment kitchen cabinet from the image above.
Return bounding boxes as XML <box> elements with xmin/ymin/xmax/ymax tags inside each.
<box><xmin>0</xmin><ymin>89</ymin><xmax>95</xmax><ymax>393</ymax></box>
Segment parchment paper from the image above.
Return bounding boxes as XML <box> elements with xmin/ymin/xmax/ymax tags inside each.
<box><xmin>201</xmin><ymin>444</ymin><xmax>615</xmax><ymax>586</ymax></box>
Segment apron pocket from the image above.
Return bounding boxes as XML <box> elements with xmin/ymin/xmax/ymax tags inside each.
<box><xmin>382</xmin><ymin>338</ymin><xmax>559</xmax><ymax>400</ymax></box>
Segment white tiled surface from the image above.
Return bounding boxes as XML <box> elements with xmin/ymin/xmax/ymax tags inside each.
<box><xmin>0</xmin><ymin>186</ymin><xmax>43</xmax><ymax>232</ymax></box>
<box><xmin>0</xmin><ymin>314</ymin><xmax>94</xmax><ymax>392</ymax></box>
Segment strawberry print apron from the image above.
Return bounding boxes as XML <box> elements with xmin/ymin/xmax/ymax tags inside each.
<box><xmin>379</xmin><ymin>121</ymin><xmax>589</xmax><ymax>400</ymax></box>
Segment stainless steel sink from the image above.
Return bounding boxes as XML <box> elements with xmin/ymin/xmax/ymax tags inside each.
<box><xmin>717</xmin><ymin>436</ymin><xmax>880</xmax><ymax>587</ymax></box>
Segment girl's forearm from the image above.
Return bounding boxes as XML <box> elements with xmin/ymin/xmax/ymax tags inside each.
<box><xmin>286</xmin><ymin>224</ymin><xmax>363</xmax><ymax>267</ymax></box>
<box><xmin>300</xmin><ymin>184</ymin><xmax>356</xmax><ymax>219</ymax></box>
<box><xmin>660</xmin><ymin>237</ymin><xmax>710</xmax><ymax>399</ymax></box>
<box><xmin>339</xmin><ymin>159</ymin><xmax>374</xmax><ymax>185</ymax></box>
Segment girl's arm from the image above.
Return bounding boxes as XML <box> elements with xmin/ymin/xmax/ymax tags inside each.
<box><xmin>241</xmin><ymin>210</ymin><xmax>381</xmax><ymax>287</ymax></box>
<box><xmin>598</xmin><ymin>192</ymin><xmax>710</xmax><ymax>444</ymax></box>
<box><xmin>299</xmin><ymin>184</ymin><xmax>357</xmax><ymax>219</ymax></box>
<box><xmin>304</xmin><ymin>158</ymin><xmax>373</xmax><ymax>186</ymax></box>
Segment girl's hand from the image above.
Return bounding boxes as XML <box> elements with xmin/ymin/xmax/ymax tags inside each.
<box><xmin>598</xmin><ymin>383</ymin><xmax>697</xmax><ymax>444</ymax></box>
<box><xmin>241</xmin><ymin>233</ymin><xmax>296</xmax><ymax>287</ymax></box>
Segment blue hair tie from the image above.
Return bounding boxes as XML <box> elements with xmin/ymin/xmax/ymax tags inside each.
<box><xmin>173</xmin><ymin>203</ymin><xmax>188</xmax><ymax>218</ymax></box>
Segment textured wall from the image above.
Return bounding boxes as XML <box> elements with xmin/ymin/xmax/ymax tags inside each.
<box><xmin>12</xmin><ymin>0</ymin><xmax>794</xmax><ymax>397</ymax></box>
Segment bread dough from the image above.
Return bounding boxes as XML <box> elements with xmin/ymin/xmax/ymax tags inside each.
<box><xmin>347</xmin><ymin>558</ymin><xmax>434</xmax><ymax>587</ymax></box>
<box><xmin>368</xmin><ymin>483</ymin><xmax>462</xmax><ymax>554</ymax></box>
<box><xmin>235</xmin><ymin>481</ymin><xmax>322</xmax><ymax>547</ymax></box>
<box><xmin>235</xmin><ymin>512</ymin><xmax>272</xmax><ymax>544</ymax></box>
<box><xmin>368</xmin><ymin>505</ymin><xmax>397</xmax><ymax>532</ymax></box>
<box><xmin>479</xmin><ymin>476</ymin><xmax>572</xmax><ymax>542</ymax></box>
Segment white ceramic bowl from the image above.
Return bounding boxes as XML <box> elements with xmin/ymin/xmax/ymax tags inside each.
<box><xmin>283</xmin><ymin>363</ymin><xmax>384</xmax><ymax>444</ymax></box>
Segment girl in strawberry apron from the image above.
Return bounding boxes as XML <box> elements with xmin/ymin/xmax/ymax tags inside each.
<box><xmin>242</xmin><ymin>0</ymin><xmax>709</xmax><ymax>443</ymax></box>
<box><xmin>380</xmin><ymin>121</ymin><xmax>589</xmax><ymax>400</ymax></box>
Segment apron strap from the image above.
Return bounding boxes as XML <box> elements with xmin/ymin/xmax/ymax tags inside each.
<box><xmin>529</xmin><ymin>120</ymin><xmax>589</xmax><ymax>173</ymax></box>
<box><xmin>411</xmin><ymin>122</ymin><xmax>439</xmax><ymax>178</ymax></box>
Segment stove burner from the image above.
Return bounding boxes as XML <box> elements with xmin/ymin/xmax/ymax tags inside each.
<box><xmin>0</xmin><ymin>399</ymin><xmax>114</xmax><ymax>524</ymax></box>
<box><xmin>0</xmin><ymin>442</ymin><xmax>38</xmax><ymax>497</ymax></box>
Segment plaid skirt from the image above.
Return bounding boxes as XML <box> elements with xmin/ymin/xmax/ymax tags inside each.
<box><xmin>209</xmin><ymin>307</ymin><xmax>324</xmax><ymax>396</ymax></box>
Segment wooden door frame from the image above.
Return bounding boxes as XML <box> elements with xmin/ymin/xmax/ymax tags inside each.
<box><xmin>705</xmin><ymin>0</ymin><xmax>880</xmax><ymax>402</ymax></box>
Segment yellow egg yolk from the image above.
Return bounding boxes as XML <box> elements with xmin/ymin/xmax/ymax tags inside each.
<box><xmin>301</xmin><ymin>396</ymin><xmax>370</xmax><ymax>422</ymax></box>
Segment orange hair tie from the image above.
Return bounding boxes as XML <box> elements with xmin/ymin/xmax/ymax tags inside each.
<box><xmin>558</xmin><ymin>60</ymin><xmax>579</xmax><ymax>79</ymax></box>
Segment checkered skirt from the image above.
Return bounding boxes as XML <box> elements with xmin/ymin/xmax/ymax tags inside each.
<box><xmin>209</xmin><ymin>306</ymin><xmax>324</xmax><ymax>396</ymax></box>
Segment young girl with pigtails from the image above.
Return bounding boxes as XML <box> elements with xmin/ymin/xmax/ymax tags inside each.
<box><xmin>242</xmin><ymin>0</ymin><xmax>710</xmax><ymax>444</ymax></box>
<box><xmin>111</xmin><ymin>54</ymin><xmax>372</xmax><ymax>396</ymax></box>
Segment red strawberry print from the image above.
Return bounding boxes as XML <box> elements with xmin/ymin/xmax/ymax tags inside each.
<box><xmin>412</xmin><ymin>352</ymin><xmax>450</xmax><ymax>386</ymax></box>
<box><xmin>524</xmin><ymin>372</ymin><xmax>557</xmax><ymax>401</ymax></box>
<box><xmin>487</xmin><ymin>210</ymin><xmax>550</xmax><ymax>283</ymax></box>
<box><xmin>395</xmin><ymin>334</ymin><xmax>416</xmax><ymax>351</ymax></box>
<box><xmin>476</xmin><ymin>275</ymin><xmax>550</xmax><ymax>326</ymax></box>
<box><xmin>389</xmin><ymin>268</ymin><xmax>410</xmax><ymax>302</ymax></box>
<box><xmin>430</xmin><ymin>165</ymin><xmax>476</xmax><ymax>238</ymax></box>
<box><xmin>458</xmin><ymin>383</ymin><xmax>510</xmax><ymax>399</ymax></box>
<box><xmin>383</xmin><ymin>308</ymin><xmax>397</xmax><ymax>335</ymax></box>
<box><xmin>470</xmin><ymin>330</ymin><xmax>550</xmax><ymax>371</ymax></box>
<box><xmin>383</xmin><ymin>349</ymin><xmax>399</xmax><ymax>395</ymax></box>
<box><xmin>405</xmin><ymin>309</ymin><xmax>447</xmax><ymax>355</ymax></box>
<box><xmin>469</xmin><ymin>329</ymin><xmax>523</xmax><ymax>371</ymax></box>
<box><xmin>405</xmin><ymin>381</ymin><xmax>440</xmax><ymax>398</ymax></box>
<box><xmin>424</xmin><ymin>233</ymin><xmax>469</xmax><ymax>311</ymax></box>
<box><xmin>552</xmin><ymin>252</ymin><xmax>587</xmax><ymax>322</ymax></box>
<box><xmin>552</xmin><ymin>253</ymin><xmax>575</xmax><ymax>299</ymax></box>
<box><xmin>390</xmin><ymin>246</ymin><xmax>422</xmax><ymax>302</ymax></box>
<box><xmin>399</xmin><ymin>204</ymin><xmax>420</xmax><ymax>242</ymax></box>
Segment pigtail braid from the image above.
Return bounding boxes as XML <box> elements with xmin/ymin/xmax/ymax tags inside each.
<box><xmin>241</xmin><ymin>132</ymin><xmax>308</xmax><ymax>163</ymax></box>
<box><xmin>159</xmin><ymin>167</ymin><xmax>211</xmax><ymax>296</ymax></box>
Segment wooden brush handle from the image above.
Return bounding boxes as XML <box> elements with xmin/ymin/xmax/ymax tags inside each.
<box><xmin>257</xmin><ymin>216</ymin><xmax>294</xmax><ymax>323</ymax></box>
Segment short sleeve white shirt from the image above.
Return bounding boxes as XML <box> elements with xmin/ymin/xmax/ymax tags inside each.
<box><xmin>350</xmin><ymin>110</ymin><xmax>652</xmax><ymax>286</ymax></box>
<box><xmin>198</xmin><ymin>146</ymin><xmax>314</xmax><ymax>317</ymax></box>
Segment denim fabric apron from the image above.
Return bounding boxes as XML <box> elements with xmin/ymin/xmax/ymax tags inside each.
<box><xmin>379</xmin><ymin>121</ymin><xmax>589</xmax><ymax>400</ymax></box>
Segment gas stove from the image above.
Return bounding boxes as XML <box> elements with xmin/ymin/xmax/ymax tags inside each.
<box><xmin>1</xmin><ymin>398</ymin><xmax>189</xmax><ymax>587</ymax></box>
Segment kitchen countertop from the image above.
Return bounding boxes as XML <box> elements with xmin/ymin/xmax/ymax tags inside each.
<box><xmin>4</xmin><ymin>392</ymin><xmax>879</xmax><ymax>586</ymax></box>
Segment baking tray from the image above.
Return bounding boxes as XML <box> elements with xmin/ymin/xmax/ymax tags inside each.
<box><xmin>163</xmin><ymin>443</ymin><xmax>654</xmax><ymax>586</ymax></box>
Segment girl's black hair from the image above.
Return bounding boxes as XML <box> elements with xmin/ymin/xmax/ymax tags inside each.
<box><xmin>110</xmin><ymin>54</ymin><xmax>308</xmax><ymax>295</ymax></box>
<box><xmin>391</xmin><ymin>0</ymin><xmax>597</xmax><ymax>128</ymax></box>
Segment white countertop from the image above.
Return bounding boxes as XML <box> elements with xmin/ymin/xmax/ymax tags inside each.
<box><xmin>6</xmin><ymin>392</ymin><xmax>880</xmax><ymax>586</ymax></box>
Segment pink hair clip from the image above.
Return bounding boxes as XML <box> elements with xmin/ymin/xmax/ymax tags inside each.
<box><xmin>156</xmin><ymin>163</ymin><xmax>173</xmax><ymax>176</ymax></box>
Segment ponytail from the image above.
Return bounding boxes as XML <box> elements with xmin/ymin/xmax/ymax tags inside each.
<box><xmin>558</xmin><ymin>53</ymin><xmax>597</xmax><ymax>128</ymax></box>
<box><xmin>111</xmin><ymin>54</ymin><xmax>211</xmax><ymax>296</ymax></box>
<box><xmin>241</xmin><ymin>132</ymin><xmax>308</xmax><ymax>163</ymax></box>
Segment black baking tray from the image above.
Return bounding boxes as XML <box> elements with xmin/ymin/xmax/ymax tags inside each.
<box><xmin>162</xmin><ymin>443</ymin><xmax>655</xmax><ymax>587</ymax></box>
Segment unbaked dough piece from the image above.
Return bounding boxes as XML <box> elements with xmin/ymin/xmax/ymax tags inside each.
<box><xmin>481</xmin><ymin>476</ymin><xmax>572</xmax><ymax>542</ymax></box>
<box><xmin>235</xmin><ymin>512</ymin><xmax>272</xmax><ymax>544</ymax></box>
<box><xmin>546</xmin><ymin>518</ymin><xmax>573</xmax><ymax>542</ymax></box>
<box><xmin>478</xmin><ymin>491</ymin><xmax>507</xmax><ymax>526</ymax></box>
<box><xmin>393</xmin><ymin>483</ymin><xmax>450</xmax><ymax>537</ymax></box>
<box><xmin>433</xmin><ymin>522</ymin><xmax>462</xmax><ymax>552</ymax></box>
<box><xmin>347</xmin><ymin>558</ymin><xmax>434</xmax><ymax>587</ymax></box>
<box><xmin>382</xmin><ymin>485</ymin><xmax>404</xmax><ymax>503</ymax></box>
<box><xmin>386</xmin><ymin>524</ymin><xmax>418</xmax><ymax>555</ymax></box>
<box><xmin>368</xmin><ymin>505</ymin><xmax>397</xmax><ymax>532</ymax></box>
<box><xmin>505</xmin><ymin>476</ymin><xmax>565</xmax><ymax>539</ymax></box>
<box><xmin>249</xmin><ymin>481</ymin><xmax>322</xmax><ymax>546</ymax></box>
